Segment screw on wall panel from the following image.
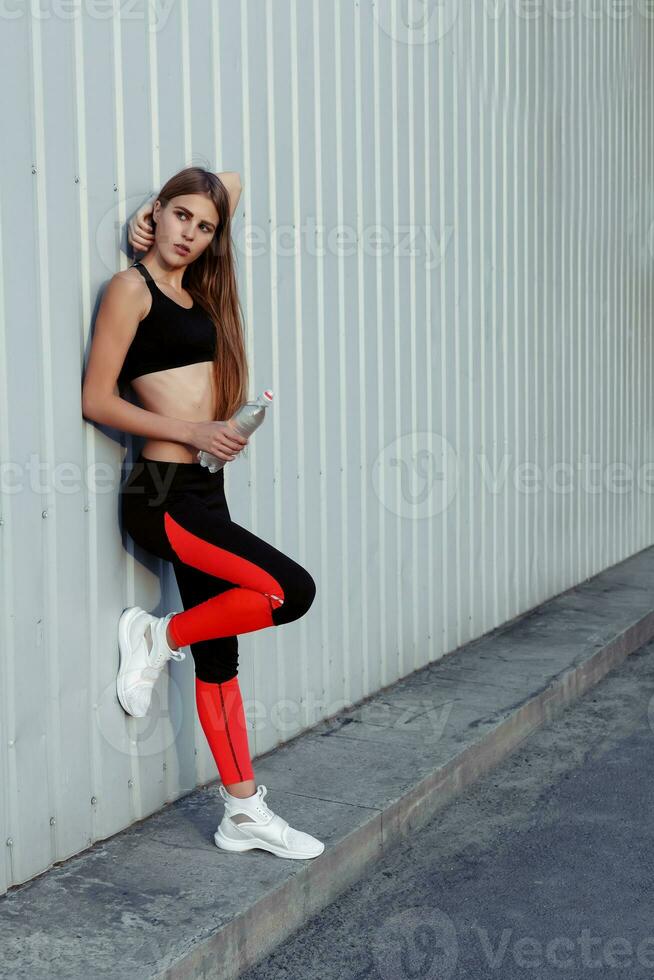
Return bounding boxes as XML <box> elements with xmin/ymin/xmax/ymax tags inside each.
<box><xmin>8</xmin><ymin>740</ymin><xmax>14</xmax><ymax>746</ymax></box>
<box><xmin>50</xmin><ymin>817</ymin><xmax>56</xmax><ymax>826</ymax></box>
<box><xmin>128</xmin><ymin>779</ymin><xmax>134</xmax><ymax>787</ymax></box>
<box><xmin>162</xmin><ymin>762</ymin><xmax>167</xmax><ymax>770</ymax></box>
<box><xmin>32</xmin><ymin>166</ymin><xmax>36</xmax><ymax>174</ymax></box>
<box><xmin>84</xmin><ymin>505</ymin><xmax>89</xmax><ymax>512</ymax></box>
<box><xmin>42</xmin><ymin>510</ymin><xmax>48</xmax><ymax>518</ymax></box>
<box><xmin>91</xmin><ymin>796</ymin><xmax>97</xmax><ymax>805</ymax></box>
<box><xmin>6</xmin><ymin>838</ymin><xmax>13</xmax><ymax>847</ymax></box>
<box><xmin>74</xmin><ymin>176</ymin><xmax>80</xmax><ymax>183</ymax></box>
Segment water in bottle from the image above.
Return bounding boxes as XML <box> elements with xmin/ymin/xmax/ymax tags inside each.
<box><xmin>197</xmin><ymin>389</ymin><xmax>274</xmax><ymax>473</ymax></box>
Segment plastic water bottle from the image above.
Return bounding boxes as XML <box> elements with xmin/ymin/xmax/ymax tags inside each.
<box><xmin>197</xmin><ymin>389</ymin><xmax>274</xmax><ymax>473</ymax></box>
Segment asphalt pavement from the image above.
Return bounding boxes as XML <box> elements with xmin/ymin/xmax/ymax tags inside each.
<box><xmin>242</xmin><ymin>639</ymin><xmax>654</xmax><ymax>980</ymax></box>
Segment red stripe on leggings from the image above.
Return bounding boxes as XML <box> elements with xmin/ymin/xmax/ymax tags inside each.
<box><xmin>164</xmin><ymin>512</ymin><xmax>284</xmax><ymax>599</ymax></box>
<box><xmin>195</xmin><ymin>676</ymin><xmax>254</xmax><ymax>785</ymax></box>
<box><xmin>164</xmin><ymin>511</ymin><xmax>285</xmax><ymax>648</ymax></box>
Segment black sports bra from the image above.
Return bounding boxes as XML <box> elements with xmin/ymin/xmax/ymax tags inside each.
<box><xmin>118</xmin><ymin>261</ymin><xmax>216</xmax><ymax>385</ymax></box>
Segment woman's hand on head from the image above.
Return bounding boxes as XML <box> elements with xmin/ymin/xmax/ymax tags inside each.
<box><xmin>128</xmin><ymin>199</ymin><xmax>156</xmax><ymax>253</ymax></box>
<box><xmin>189</xmin><ymin>420</ymin><xmax>249</xmax><ymax>462</ymax></box>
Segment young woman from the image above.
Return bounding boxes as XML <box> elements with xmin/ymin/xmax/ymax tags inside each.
<box><xmin>82</xmin><ymin>166</ymin><xmax>323</xmax><ymax>860</ymax></box>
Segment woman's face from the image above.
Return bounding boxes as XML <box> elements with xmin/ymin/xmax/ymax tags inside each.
<box><xmin>153</xmin><ymin>193</ymin><xmax>219</xmax><ymax>265</ymax></box>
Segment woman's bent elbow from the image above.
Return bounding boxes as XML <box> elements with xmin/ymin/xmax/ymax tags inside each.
<box><xmin>81</xmin><ymin>396</ymin><xmax>97</xmax><ymax>421</ymax></box>
<box><xmin>82</xmin><ymin>392</ymin><xmax>108</xmax><ymax>422</ymax></box>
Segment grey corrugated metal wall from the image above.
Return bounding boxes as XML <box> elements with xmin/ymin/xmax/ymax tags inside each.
<box><xmin>1</xmin><ymin>0</ymin><xmax>653</xmax><ymax>894</ymax></box>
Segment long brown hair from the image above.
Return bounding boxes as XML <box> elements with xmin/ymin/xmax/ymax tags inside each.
<box><xmin>153</xmin><ymin>166</ymin><xmax>248</xmax><ymax>420</ymax></box>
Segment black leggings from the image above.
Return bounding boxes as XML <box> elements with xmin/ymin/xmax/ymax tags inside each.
<box><xmin>119</xmin><ymin>453</ymin><xmax>317</xmax><ymax>684</ymax></box>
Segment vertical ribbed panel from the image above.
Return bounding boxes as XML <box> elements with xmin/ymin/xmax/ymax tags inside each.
<box><xmin>0</xmin><ymin>3</ymin><xmax>653</xmax><ymax>893</ymax></box>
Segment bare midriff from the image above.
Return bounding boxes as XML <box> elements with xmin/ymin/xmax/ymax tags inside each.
<box><xmin>131</xmin><ymin>360</ymin><xmax>218</xmax><ymax>463</ymax></box>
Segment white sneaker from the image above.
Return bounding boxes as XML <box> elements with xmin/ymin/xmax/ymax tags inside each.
<box><xmin>117</xmin><ymin>606</ymin><xmax>186</xmax><ymax>718</ymax></box>
<box><xmin>214</xmin><ymin>784</ymin><xmax>325</xmax><ymax>860</ymax></box>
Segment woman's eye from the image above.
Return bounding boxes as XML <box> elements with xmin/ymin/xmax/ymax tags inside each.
<box><xmin>176</xmin><ymin>212</ymin><xmax>211</xmax><ymax>232</ymax></box>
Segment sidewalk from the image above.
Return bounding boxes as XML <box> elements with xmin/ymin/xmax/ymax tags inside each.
<box><xmin>3</xmin><ymin>547</ymin><xmax>654</xmax><ymax>980</ymax></box>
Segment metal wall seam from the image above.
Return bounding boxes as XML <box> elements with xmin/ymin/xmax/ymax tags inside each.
<box><xmin>353</xmin><ymin>0</ymin><xmax>370</xmax><ymax>701</ymax></box>
<box><xmin>111</xmin><ymin>0</ymin><xmax>148</xmax><ymax>826</ymax></box>
<box><xmin>309</xmin><ymin>0</ymin><xmax>330</xmax><ymax>708</ymax></box>
<box><xmin>436</xmin><ymin>7</ymin><xmax>449</xmax><ymax>661</ymax></box>
<box><xmin>30</xmin><ymin>7</ymin><xmax>61</xmax><ymax>890</ymax></box>
<box><xmin>288</xmin><ymin>0</ymin><xmax>313</xmax><ymax>726</ymax></box>
<box><xmin>264</xmin><ymin>0</ymin><xmax>285</xmax><ymax>707</ymax></box>
<box><xmin>390</xmin><ymin>1</ymin><xmax>403</xmax><ymax>680</ymax></box>
<box><xmin>372</xmin><ymin>4</ymin><xmax>387</xmax><ymax>693</ymax></box>
<box><xmin>333</xmin><ymin>0</ymin><xmax>351</xmax><ymax>701</ymax></box>
<box><xmin>237</xmin><ymin>0</ymin><xmax>261</xmax><ymax>760</ymax></box>
<box><xmin>0</xmin><ymin>179</ymin><xmax>17</xmax><ymax>899</ymax></box>
<box><xmin>407</xmin><ymin>8</ymin><xmax>419</xmax><ymax>674</ymax></box>
<box><xmin>424</xmin><ymin>1</ymin><xmax>434</xmax><ymax>662</ymax></box>
<box><xmin>73</xmin><ymin>0</ymin><xmax>99</xmax><ymax>863</ymax></box>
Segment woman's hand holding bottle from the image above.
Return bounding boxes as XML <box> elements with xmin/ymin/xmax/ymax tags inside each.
<box><xmin>189</xmin><ymin>420</ymin><xmax>248</xmax><ymax>462</ymax></box>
